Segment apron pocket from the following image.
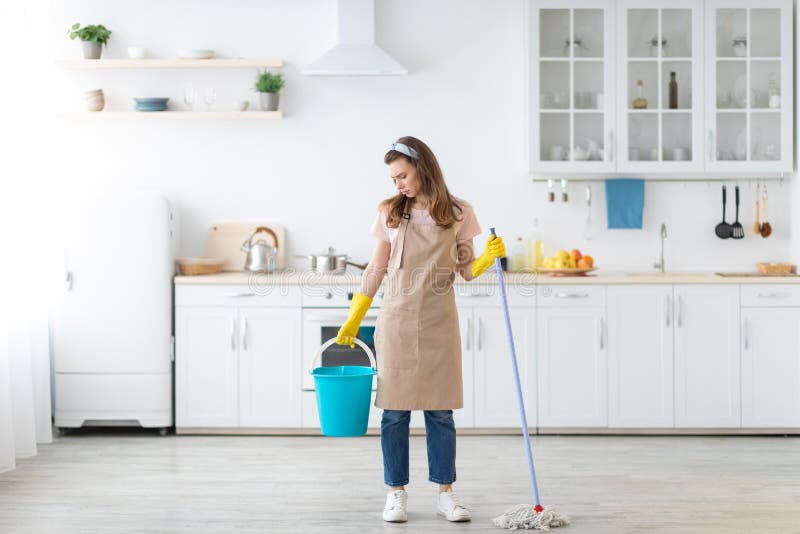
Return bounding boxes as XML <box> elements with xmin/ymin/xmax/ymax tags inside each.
<box><xmin>376</xmin><ymin>306</ymin><xmax>420</xmax><ymax>370</ymax></box>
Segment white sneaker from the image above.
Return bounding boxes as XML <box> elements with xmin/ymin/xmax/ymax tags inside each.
<box><xmin>383</xmin><ymin>489</ymin><xmax>408</xmax><ymax>522</ymax></box>
<box><xmin>437</xmin><ymin>490</ymin><xmax>472</xmax><ymax>522</ymax></box>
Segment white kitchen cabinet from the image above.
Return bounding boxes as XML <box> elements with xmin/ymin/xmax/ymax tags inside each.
<box><xmin>528</xmin><ymin>0</ymin><xmax>794</xmax><ymax>175</ymax></box>
<box><xmin>537</xmin><ymin>304</ymin><xmax>607</xmax><ymax>428</ymax></box>
<box><xmin>528</xmin><ymin>0</ymin><xmax>617</xmax><ymax>173</ymax></box>
<box><xmin>176</xmin><ymin>307</ymin><xmax>239</xmax><ymax>427</ymax></box>
<box><xmin>176</xmin><ymin>286</ymin><xmax>303</xmax><ymax>429</ymax></box>
<box><xmin>674</xmin><ymin>285</ymin><xmax>740</xmax><ymax>427</ymax></box>
<box><xmin>607</xmin><ymin>285</ymin><xmax>674</xmax><ymax>427</ymax></box>
<box><xmin>616</xmin><ymin>0</ymin><xmax>704</xmax><ymax>172</ymax></box>
<box><xmin>741</xmin><ymin>308</ymin><xmax>800</xmax><ymax>427</ymax></box>
<box><xmin>471</xmin><ymin>306</ymin><xmax>536</xmax><ymax>428</ymax></box>
<box><xmin>238</xmin><ymin>307</ymin><xmax>302</xmax><ymax>427</ymax></box>
<box><xmin>705</xmin><ymin>0</ymin><xmax>793</xmax><ymax>173</ymax></box>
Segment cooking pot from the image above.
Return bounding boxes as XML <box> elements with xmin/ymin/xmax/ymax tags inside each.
<box><xmin>298</xmin><ymin>246</ymin><xmax>368</xmax><ymax>274</ymax></box>
<box><xmin>241</xmin><ymin>226</ymin><xmax>279</xmax><ymax>272</ymax></box>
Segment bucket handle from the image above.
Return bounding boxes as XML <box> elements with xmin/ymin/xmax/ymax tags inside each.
<box><xmin>310</xmin><ymin>337</ymin><xmax>377</xmax><ymax>372</ymax></box>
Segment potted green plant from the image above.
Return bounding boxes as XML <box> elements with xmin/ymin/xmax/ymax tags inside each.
<box><xmin>68</xmin><ymin>23</ymin><xmax>112</xmax><ymax>59</ymax></box>
<box><xmin>253</xmin><ymin>71</ymin><xmax>285</xmax><ymax>111</ymax></box>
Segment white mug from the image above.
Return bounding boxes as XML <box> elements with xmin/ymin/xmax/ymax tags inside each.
<box><xmin>628</xmin><ymin>147</ymin><xmax>640</xmax><ymax>161</ymax></box>
<box><xmin>672</xmin><ymin>147</ymin><xmax>688</xmax><ymax>161</ymax></box>
<box><xmin>649</xmin><ymin>148</ymin><xmax>660</xmax><ymax>161</ymax></box>
<box><xmin>769</xmin><ymin>94</ymin><xmax>781</xmax><ymax>109</ymax></box>
<box><xmin>595</xmin><ymin>92</ymin><xmax>604</xmax><ymax>109</ymax></box>
<box><xmin>549</xmin><ymin>145</ymin><xmax>566</xmax><ymax>161</ymax></box>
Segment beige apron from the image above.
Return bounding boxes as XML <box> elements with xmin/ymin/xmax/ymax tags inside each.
<box><xmin>374</xmin><ymin>199</ymin><xmax>463</xmax><ymax>410</ymax></box>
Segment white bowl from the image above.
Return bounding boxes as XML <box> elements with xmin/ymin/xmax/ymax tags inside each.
<box><xmin>128</xmin><ymin>46</ymin><xmax>146</xmax><ymax>59</ymax></box>
<box><xmin>178</xmin><ymin>49</ymin><xmax>214</xmax><ymax>59</ymax></box>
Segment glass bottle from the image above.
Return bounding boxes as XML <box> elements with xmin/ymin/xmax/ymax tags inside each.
<box><xmin>527</xmin><ymin>218</ymin><xmax>544</xmax><ymax>269</ymax></box>
<box><xmin>510</xmin><ymin>237</ymin><xmax>528</xmax><ymax>272</ymax></box>
<box><xmin>632</xmin><ymin>79</ymin><xmax>648</xmax><ymax>109</ymax></box>
<box><xmin>668</xmin><ymin>72</ymin><xmax>678</xmax><ymax>109</ymax></box>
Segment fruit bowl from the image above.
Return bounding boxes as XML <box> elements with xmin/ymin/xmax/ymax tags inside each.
<box><xmin>535</xmin><ymin>267</ymin><xmax>597</xmax><ymax>277</ymax></box>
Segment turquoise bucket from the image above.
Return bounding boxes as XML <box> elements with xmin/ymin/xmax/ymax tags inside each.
<box><xmin>309</xmin><ymin>338</ymin><xmax>377</xmax><ymax>437</ymax></box>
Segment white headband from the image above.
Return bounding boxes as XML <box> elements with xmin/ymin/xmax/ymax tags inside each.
<box><xmin>389</xmin><ymin>142</ymin><xmax>420</xmax><ymax>160</ymax></box>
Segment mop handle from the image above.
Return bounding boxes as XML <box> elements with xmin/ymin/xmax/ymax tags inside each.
<box><xmin>489</xmin><ymin>228</ymin><xmax>541</xmax><ymax>508</ymax></box>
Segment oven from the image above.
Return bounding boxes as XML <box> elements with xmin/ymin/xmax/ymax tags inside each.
<box><xmin>302</xmin><ymin>288</ymin><xmax>382</xmax><ymax>391</ymax></box>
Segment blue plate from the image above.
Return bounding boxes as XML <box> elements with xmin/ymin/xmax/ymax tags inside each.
<box><xmin>134</xmin><ymin>97</ymin><xmax>169</xmax><ymax>105</ymax></box>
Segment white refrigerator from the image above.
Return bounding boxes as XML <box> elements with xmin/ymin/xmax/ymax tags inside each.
<box><xmin>53</xmin><ymin>191</ymin><xmax>175</xmax><ymax>431</ymax></box>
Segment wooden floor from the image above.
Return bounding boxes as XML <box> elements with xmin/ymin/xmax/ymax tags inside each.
<box><xmin>1</xmin><ymin>429</ymin><xmax>799</xmax><ymax>533</ymax></box>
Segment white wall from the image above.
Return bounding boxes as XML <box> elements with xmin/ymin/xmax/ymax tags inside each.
<box><xmin>46</xmin><ymin>0</ymin><xmax>793</xmax><ymax>273</ymax></box>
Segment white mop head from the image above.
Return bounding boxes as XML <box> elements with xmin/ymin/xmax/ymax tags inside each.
<box><xmin>492</xmin><ymin>504</ymin><xmax>570</xmax><ymax>530</ymax></box>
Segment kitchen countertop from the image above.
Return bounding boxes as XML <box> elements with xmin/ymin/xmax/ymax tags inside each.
<box><xmin>174</xmin><ymin>270</ymin><xmax>800</xmax><ymax>285</ymax></box>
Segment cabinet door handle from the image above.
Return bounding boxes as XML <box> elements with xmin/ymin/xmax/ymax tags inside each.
<box><xmin>665</xmin><ymin>295</ymin><xmax>671</xmax><ymax>328</ymax></box>
<box><xmin>608</xmin><ymin>130</ymin><xmax>614</xmax><ymax>162</ymax></box>
<box><xmin>677</xmin><ymin>295</ymin><xmax>683</xmax><ymax>327</ymax></box>
<box><xmin>599</xmin><ymin>317</ymin><xmax>605</xmax><ymax>350</ymax></box>
<box><xmin>743</xmin><ymin>318</ymin><xmax>749</xmax><ymax>350</ymax></box>
<box><xmin>457</xmin><ymin>291</ymin><xmax>491</xmax><ymax>298</ymax></box>
<box><xmin>241</xmin><ymin>317</ymin><xmax>248</xmax><ymax>351</ymax></box>
<box><xmin>708</xmin><ymin>130</ymin><xmax>714</xmax><ymax>161</ymax></box>
<box><xmin>477</xmin><ymin>317</ymin><xmax>483</xmax><ymax>351</ymax></box>
<box><xmin>555</xmin><ymin>292</ymin><xmax>589</xmax><ymax>299</ymax></box>
<box><xmin>230</xmin><ymin>319</ymin><xmax>236</xmax><ymax>350</ymax></box>
<box><xmin>757</xmin><ymin>292</ymin><xmax>791</xmax><ymax>299</ymax></box>
<box><xmin>465</xmin><ymin>317</ymin><xmax>472</xmax><ymax>350</ymax></box>
<box><xmin>65</xmin><ymin>270</ymin><xmax>73</xmax><ymax>291</ymax></box>
<box><xmin>224</xmin><ymin>291</ymin><xmax>255</xmax><ymax>298</ymax></box>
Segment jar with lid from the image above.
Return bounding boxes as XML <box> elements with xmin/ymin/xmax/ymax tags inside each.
<box><xmin>731</xmin><ymin>35</ymin><xmax>747</xmax><ymax>57</ymax></box>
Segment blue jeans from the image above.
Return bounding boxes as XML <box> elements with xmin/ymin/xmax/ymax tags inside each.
<box><xmin>381</xmin><ymin>409</ymin><xmax>457</xmax><ymax>486</ymax></box>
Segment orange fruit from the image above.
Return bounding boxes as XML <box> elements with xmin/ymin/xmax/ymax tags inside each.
<box><xmin>577</xmin><ymin>258</ymin><xmax>589</xmax><ymax>269</ymax></box>
<box><xmin>582</xmin><ymin>255</ymin><xmax>594</xmax><ymax>267</ymax></box>
<box><xmin>569</xmin><ymin>249</ymin><xmax>582</xmax><ymax>261</ymax></box>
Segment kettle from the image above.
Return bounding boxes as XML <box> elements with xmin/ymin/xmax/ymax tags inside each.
<box><xmin>241</xmin><ymin>226</ymin><xmax>279</xmax><ymax>272</ymax></box>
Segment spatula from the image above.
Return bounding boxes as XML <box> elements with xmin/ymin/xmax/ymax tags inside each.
<box><xmin>753</xmin><ymin>183</ymin><xmax>761</xmax><ymax>235</ymax></box>
<box><xmin>731</xmin><ymin>185</ymin><xmax>744</xmax><ymax>239</ymax></box>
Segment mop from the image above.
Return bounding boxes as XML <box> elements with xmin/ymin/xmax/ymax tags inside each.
<box><xmin>489</xmin><ymin>227</ymin><xmax>570</xmax><ymax>531</ymax></box>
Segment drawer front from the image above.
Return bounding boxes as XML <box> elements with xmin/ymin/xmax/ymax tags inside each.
<box><xmin>741</xmin><ymin>285</ymin><xmax>800</xmax><ymax>307</ymax></box>
<box><xmin>176</xmin><ymin>284</ymin><xmax>301</xmax><ymax>307</ymax></box>
<box><xmin>454</xmin><ymin>284</ymin><xmax>535</xmax><ymax>307</ymax></box>
<box><xmin>538</xmin><ymin>285</ymin><xmax>606</xmax><ymax>307</ymax></box>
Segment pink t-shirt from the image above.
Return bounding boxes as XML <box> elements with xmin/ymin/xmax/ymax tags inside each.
<box><xmin>369</xmin><ymin>198</ymin><xmax>482</xmax><ymax>249</ymax></box>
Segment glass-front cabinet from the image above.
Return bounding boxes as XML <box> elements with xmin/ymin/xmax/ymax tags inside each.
<box><xmin>529</xmin><ymin>0</ymin><xmax>616</xmax><ymax>173</ymax></box>
<box><xmin>617</xmin><ymin>1</ymin><xmax>704</xmax><ymax>173</ymax></box>
<box><xmin>528</xmin><ymin>0</ymin><xmax>793</xmax><ymax>176</ymax></box>
<box><xmin>705</xmin><ymin>0</ymin><xmax>793</xmax><ymax>173</ymax></box>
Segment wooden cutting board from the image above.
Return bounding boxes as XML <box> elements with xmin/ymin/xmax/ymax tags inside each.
<box><xmin>207</xmin><ymin>223</ymin><xmax>286</xmax><ymax>272</ymax></box>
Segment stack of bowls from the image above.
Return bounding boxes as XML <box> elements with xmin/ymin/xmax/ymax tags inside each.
<box><xmin>85</xmin><ymin>89</ymin><xmax>105</xmax><ymax>112</ymax></box>
<box><xmin>134</xmin><ymin>97</ymin><xmax>169</xmax><ymax>112</ymax></box>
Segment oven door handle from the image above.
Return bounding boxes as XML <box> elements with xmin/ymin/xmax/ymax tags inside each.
<box><xmin>304</xmin><ymin>314</ymin><xmax>378</xmax><ymax>322</ymax></box>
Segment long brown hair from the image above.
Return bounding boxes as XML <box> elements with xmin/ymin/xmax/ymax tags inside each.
<box><xmin>381</xmin><ymin>136</ymin><xmax>464</xmax><ymax>229</ymax></box>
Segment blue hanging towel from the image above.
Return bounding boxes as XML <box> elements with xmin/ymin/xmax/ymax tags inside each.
<box><xmin>605</xmin><ymin>178</ymin><xmax>644</xmax><ymax>229</ymax></box>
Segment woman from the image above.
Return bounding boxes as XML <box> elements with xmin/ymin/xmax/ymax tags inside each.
<box><xmin>336</xmin><ymin>136</ymin><xmax>505</xmax><ymax>523</ymax></box>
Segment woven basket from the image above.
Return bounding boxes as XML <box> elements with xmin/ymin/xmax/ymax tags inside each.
<box><xmin>756</xmin><ymin>262</ymin><xmax>797</xmax><ymax>275</ymax></box>
<box><xmin>177</xmin><ymin>257</ymin><xmax>225</xmax><ymax>276</ymax></box>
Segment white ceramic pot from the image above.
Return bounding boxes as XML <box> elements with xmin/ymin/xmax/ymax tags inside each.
<box><xmin>85</xmin><ymin>89</ymin><xmax>105</xmax><ymax>112</ymax></box>
<box><xmin>128</xmin><ymin>46</ymin><xmax>146</xmax><ymax>59</ymax></box>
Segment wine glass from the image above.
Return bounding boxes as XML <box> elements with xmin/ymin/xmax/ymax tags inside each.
<box><xmin>183</xmin><ymin>87</ymin><xmax>196</xmax><ymax>111</ymax></box>
<box><xmin>204</xmin><ymin>88</ymin><xmax>216</xmax><ymax>111</ymax></box>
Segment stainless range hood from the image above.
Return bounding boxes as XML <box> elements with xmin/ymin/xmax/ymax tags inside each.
<box><xmin>302</xmin><ymin>0</ymin><xmax>408</xmax><ymax>76</ymax></box>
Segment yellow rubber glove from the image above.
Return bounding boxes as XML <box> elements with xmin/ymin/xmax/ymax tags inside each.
<box><xmin>336</xmin><ymin>292</ymin><xmax>374</xmax><ymax>348</ymax></box>
<box><xmin>471</xmin><ymin>235</ymin><xmax>506</xmax><ymax>278</ymax></box>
